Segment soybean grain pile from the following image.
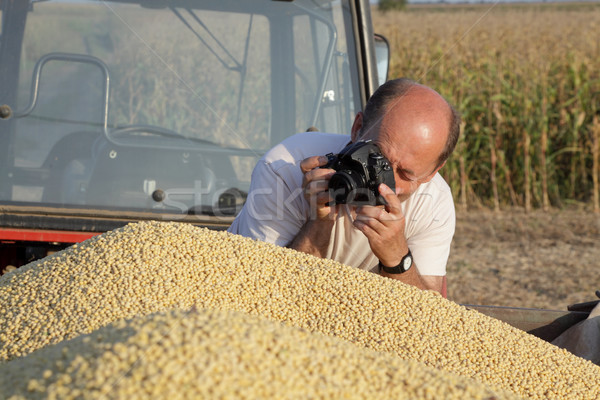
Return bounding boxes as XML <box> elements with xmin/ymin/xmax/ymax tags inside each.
<box><xmin>0</xmin><ymin>308</ymin><xmax>517</xmax><ymax>400</ymax></box>
<box><xmin>1</xmin><ymin>221</ymin><xmax>599</xmax><ymax>399</ymax></box>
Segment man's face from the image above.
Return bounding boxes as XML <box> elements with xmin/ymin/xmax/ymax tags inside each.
<box><xmin>369</xmin><ymin>136</ymin><xmax>440</xmax><ymax>202</ymax></box>
<box><xmin>358</xmin><ymin>89</ymin><xmax>449</xmax><ymax>202</ymax></box>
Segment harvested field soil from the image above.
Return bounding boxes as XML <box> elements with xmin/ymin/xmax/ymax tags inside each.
<box><xmin>447</xmin><ymin>209</ymin><xmax>600</xmax><ymax>310</ymax></box>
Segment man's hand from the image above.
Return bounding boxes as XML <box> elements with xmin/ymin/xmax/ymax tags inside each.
<box><xmin>288</xmin><ymin>155</ymin><xmax>338</xmax><ymax>257</ymax></box>
<box><xmin>353</xmin><ymin>184</ymin><xmax>442</xmax><ymax>293</ymax></box>
<box><xmin>300</xmin><ymin>155</ymin><xmax>338</xmax><ymax>220</ymax></box>
<box><xmin>352</xmin><ymin>183</ymin><xmax>408</xmax><ymax>267</ymax></box>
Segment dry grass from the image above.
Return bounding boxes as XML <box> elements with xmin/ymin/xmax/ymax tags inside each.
<box><xmin>448</xmin><ymin>208</ymin><xmax>600</xmax><ymax>309</ymax></box>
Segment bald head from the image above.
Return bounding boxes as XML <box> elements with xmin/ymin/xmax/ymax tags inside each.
<box><xmin>357</xmin><ymin>78</ymin><xmax>460</xmax><ymax>168</ymax></box>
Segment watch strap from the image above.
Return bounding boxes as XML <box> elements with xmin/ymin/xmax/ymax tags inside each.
<box><xmin>378</xmin><ymin>250</ymin><xmax>412</xmax><ymax>274</ymax></box>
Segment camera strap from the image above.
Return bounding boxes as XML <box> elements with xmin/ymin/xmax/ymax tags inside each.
<box><xmin>343</xmin><ymin>203</ymin><xmax>355</xmax><ymax>225</ymax></box>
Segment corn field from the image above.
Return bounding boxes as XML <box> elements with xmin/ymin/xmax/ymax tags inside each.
<box><xmin>372</xmin><ymin>2</ymin><xmax>600</xmax><ymax>212</ymax></box>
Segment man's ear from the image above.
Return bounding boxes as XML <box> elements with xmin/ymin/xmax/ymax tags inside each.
<box><xmin>350</xmin><ymin>112</ymin><xmax>363</xmax><ymax>142</ymax></box>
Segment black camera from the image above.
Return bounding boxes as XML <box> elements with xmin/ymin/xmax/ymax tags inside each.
<box><xmin>323</xmin><ymin>140</ymin><xmax>395</xmax><ymax>206</ymax></box>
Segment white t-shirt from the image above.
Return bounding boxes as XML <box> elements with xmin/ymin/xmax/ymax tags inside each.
<box><xmin>228</xmin><ymin>132</ymin><xmax>455</xmax><ymax>276</ymax></box>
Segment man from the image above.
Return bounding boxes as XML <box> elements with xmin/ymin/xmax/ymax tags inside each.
<box><xmin>228</xmin><ymin>78</ymin><xmax>461</xmax><ymax>295</ymax></box>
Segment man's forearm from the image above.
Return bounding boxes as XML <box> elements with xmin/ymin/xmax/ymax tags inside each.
<box><xmin>380</xmin><ymin>264</ymin><xmax>427</xmax><ymax>289</ymax></box>
<box><xmin>380</xmin><ymin>264</ymin><xmax>443</xmax><ymax>293</ymax></box>
<box><xmin>287</xmin><ymin>219</ymin><xmax>334</xmax><ymax>258</ymax></box>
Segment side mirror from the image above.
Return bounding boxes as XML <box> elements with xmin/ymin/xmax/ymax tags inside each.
<box><xmin>374</xmin><ymin>34</ymin><xmax>390</xmax><ymax>87</ymax></box>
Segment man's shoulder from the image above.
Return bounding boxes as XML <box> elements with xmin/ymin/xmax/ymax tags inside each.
<box><xmin>429</xmin><ymin>173</ymin><xmax>453</xmax><ymax>193</ymax></box>
<box><xmin>263</xmin><ymin>132</ymin><xmax>350</xmax><ymax>166</ymax></box>
<box><xmin>418</xmin><ymin>173</ymin><xmax>453</xmax><ymax>199</ymax></box>
<box><xmin>403</xmin><ymin>173</ymin><xmax>455</xmax><ymax>242</ymax></box>
<box><xmin>407</xmin><ymin>173</ymin><xmax>455</xmax><ymax>218</ymax></box>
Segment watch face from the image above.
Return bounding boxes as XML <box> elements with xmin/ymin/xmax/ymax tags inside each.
<box><xmin>403</xmin><ymin>256</ymin><xmax>412</xmax><ymax>270</ymax></box>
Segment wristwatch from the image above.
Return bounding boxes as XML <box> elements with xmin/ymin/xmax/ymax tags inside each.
<box><xmin>378</xmin><ymin>250</ymin><xmax>413</xmax><ymax>274</ymax></box>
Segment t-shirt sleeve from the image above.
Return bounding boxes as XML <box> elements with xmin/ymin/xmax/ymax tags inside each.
<box><xmin>407</xmin><ymin>190</ymin><xmax>456</xmax><ymax>277</ymax></box>
<box><xmin>228</xmin><ymin>160</ymin><xmax>306</xmax><ymax>247</ymax></box>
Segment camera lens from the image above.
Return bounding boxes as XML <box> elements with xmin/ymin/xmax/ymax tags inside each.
<box><xmin>329</xmin><ymin>170</ymin><xmax>366</xmax><ymax>204</ymax></box>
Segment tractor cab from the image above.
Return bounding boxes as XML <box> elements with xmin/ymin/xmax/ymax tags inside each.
<box><xmin>0</xmin><ymin>0</ymin><xmax>387</xmax><ymax>267</ymax></box>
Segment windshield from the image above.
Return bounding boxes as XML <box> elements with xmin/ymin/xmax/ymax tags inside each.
<box><xmin>0</xmin><ymin>0</ymin><xmax>360</xmax><ymax>219</ymax></box>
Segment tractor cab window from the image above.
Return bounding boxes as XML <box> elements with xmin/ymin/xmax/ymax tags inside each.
<box><xmin>0</xmin><ymin>0</ymin><xmax>360</xmax><ymax>219</ymax></box>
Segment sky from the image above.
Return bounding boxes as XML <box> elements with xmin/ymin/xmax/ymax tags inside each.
<box><xmin>385</xmin><ymin>0</ymin><xmax>597</xmax><ymax>3</ymax></box>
